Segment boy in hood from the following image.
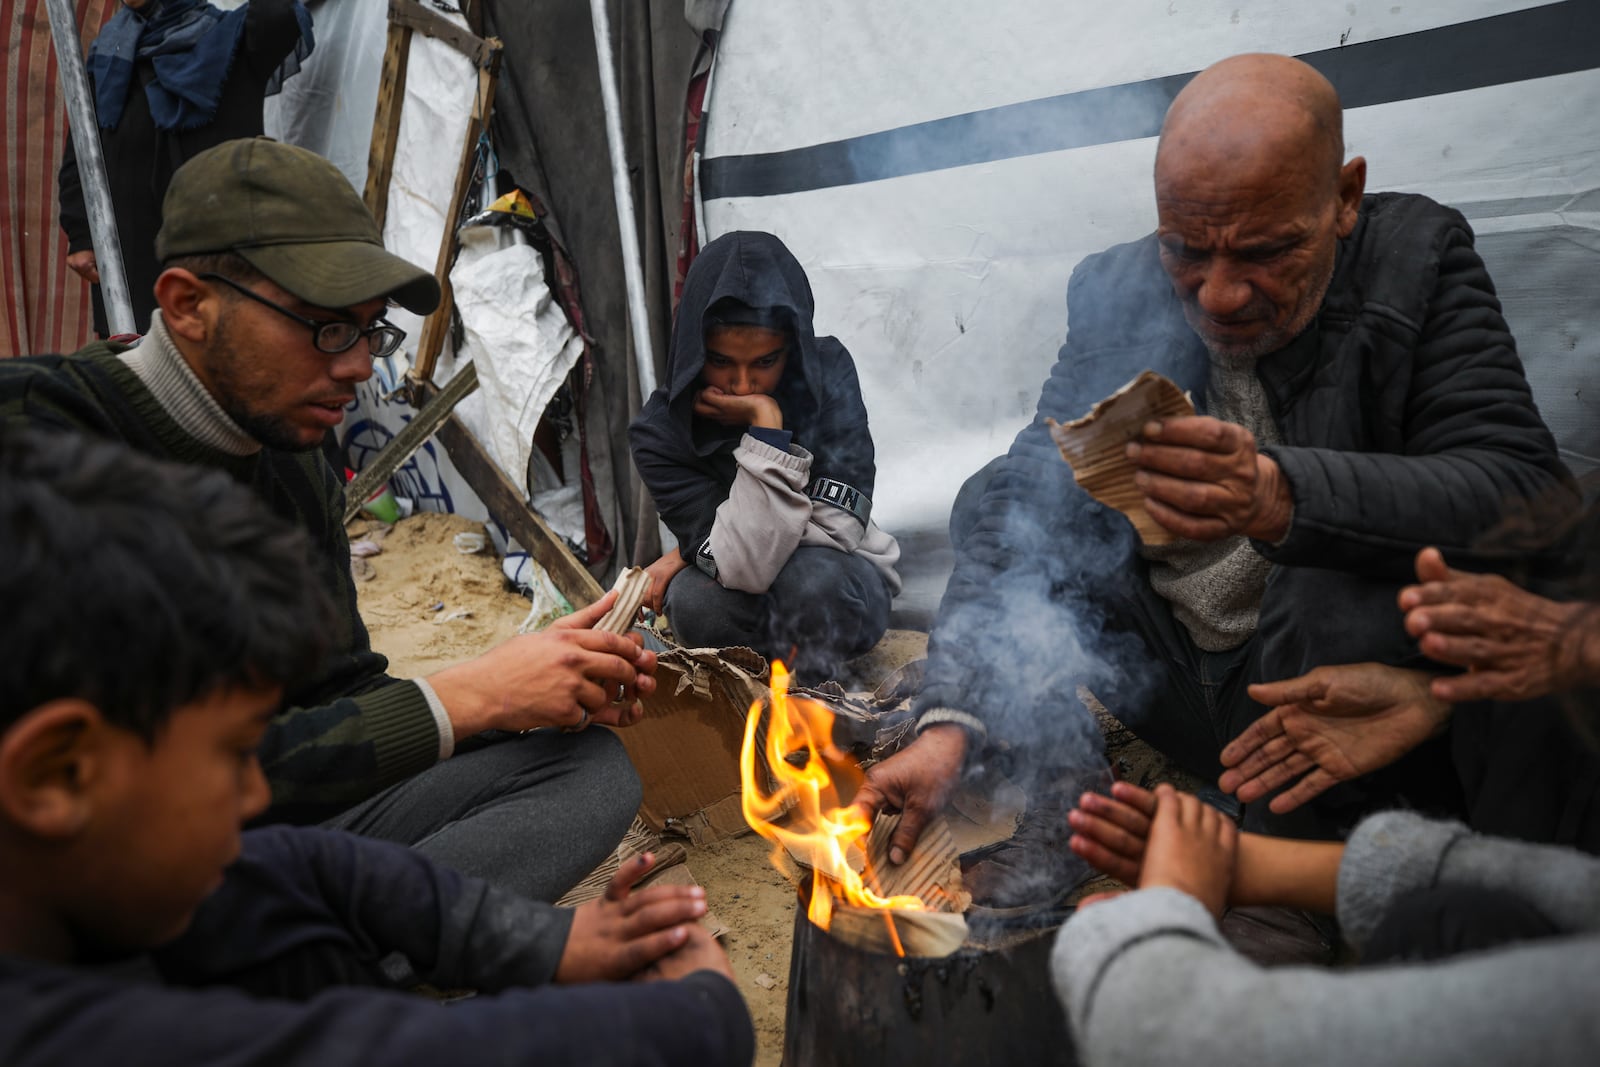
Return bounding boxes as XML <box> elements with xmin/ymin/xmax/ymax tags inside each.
<box><xmin>0</xmin><ymin>429</ymin><xmax>752</xmax><ymax>1067</ymax></box>
<box><xmin>630</xmin><ymin>231</ymin><xmax>900</xmax><ymax>683</ymax></box>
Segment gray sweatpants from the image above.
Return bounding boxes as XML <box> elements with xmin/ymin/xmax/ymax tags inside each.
<box><xmin>323</xmin><ymin>727</ymin><xmax>641</xmax><ymax>902</ymax></box>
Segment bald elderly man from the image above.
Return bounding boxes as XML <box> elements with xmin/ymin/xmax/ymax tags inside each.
<box><xmin>856</xmin><ymin>54</ymin><xmax>1576</xmax><ymax>912</ymax></box>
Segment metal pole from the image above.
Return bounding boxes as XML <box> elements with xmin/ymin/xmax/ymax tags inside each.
<box><xmin>587</xmin><ymin>0</ymin><xmax>657</xmax><ymax>398</ymax></box>
<box><xmin>43</xmin><ymin>0</ymin><xmax>136</xmax><ymax>335</ymax></box>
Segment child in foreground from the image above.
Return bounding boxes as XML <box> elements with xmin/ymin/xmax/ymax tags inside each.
<box><xmin>1054</xmin><ymin>780</ymin><xmax>1599</xmax><ymax>1066</ymax></box>
<box><xmin>0</xmin><ymin>429</ymin><xmax>753</xmax><ymax>1066</ymax></box>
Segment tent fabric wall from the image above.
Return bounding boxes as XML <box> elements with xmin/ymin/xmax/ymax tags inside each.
<box><xmin>2</xmin><ymin>0</ymin><xmax>117</xmax><ymax>359</ymax></box>
<box><xmin>482</xmin><ymin>0</ymin><xmax>706</xmax><ymax>570</ymax></box>
<box><xmin>700</xmin><ymin>0</ymin><xmax>1600</xmax><ymax>544</ymax></box>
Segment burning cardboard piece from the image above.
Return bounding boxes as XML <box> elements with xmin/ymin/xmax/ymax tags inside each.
<box><xmin>826</xmin><ymin>900</ymin><xmax>968</xmax><ymax>958</ymax></box>
<box><xmin>595</xmin><ymin>566</ymin><xmax>651</xmax><ymax>634</ymax></box>
<box><xmin>832</xmin><ymin>814</ymin><xmax>969</xmax><ymax>957</ymax></box>
<box><xmin>743</xmin><ymin>665</ymin><xmax>969</xmax><ymax>958</ymax></box>
<box><xmin>1046</xmin><ymin>370</ymin><xmax>1195</xmax><ymax>546</ymax></box>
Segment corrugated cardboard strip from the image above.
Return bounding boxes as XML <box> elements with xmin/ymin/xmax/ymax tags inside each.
<box><xmin>1047</xmin><ymin>370</ymin><xmax>1195</xmax><ymax>546</ymax></box>
<box><xmin>608</xmin><ymin>643</ymin><xmax>770</xmax><ymax>844</ymax></box>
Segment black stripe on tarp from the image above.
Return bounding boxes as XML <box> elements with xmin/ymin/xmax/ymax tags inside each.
<box><xmin>700</xmin><ymin>0</ymin><xmax>1598</xmax><ymax>200</ymax></box>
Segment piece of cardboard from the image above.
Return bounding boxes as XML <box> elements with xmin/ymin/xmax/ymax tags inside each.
<box><xmin>610</xmin><ymin>644</ymin><xmax>769</xmax><ymax>842</ymax></box>
<box><xmin>1046</xmin><ymin>370</ymin><xmax>1195</xmax><ymax>546</ymax></box>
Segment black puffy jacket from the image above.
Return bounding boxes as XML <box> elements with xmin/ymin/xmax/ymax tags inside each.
<box><xmin>917</xmin><ymin>192</ymin><xmax>1577</xmax><ymax>739</ymax></box>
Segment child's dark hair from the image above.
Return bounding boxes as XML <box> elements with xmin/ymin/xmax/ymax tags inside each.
<box><xmin>0</xmin><ymin>427</ymin><xmax>334</xmax><ymax>738</ymax></box>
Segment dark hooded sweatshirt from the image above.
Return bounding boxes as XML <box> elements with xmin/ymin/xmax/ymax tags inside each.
<box><xmin>630</xmin><ymin>231</ymin><xmax>899</xmax><ymax>595</ymax></box>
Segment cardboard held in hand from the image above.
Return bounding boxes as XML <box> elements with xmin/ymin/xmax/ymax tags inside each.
<box><xmin>1046</xmin><ymin>370</ymin><xmax>1195</xmax><ymax>546</ymax></box>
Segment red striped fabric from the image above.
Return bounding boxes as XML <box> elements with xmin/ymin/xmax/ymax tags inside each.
<box><xmin>2</xmin><ymin>0</ymin><xmax>117</xmax><ymax>358</ymax></box>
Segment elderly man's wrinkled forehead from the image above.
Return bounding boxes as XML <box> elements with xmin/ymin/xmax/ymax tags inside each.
<box><xmin>1154</xmin><ymin>54</ymin><xmax>1345</xmax><ymax>198</ymax></box>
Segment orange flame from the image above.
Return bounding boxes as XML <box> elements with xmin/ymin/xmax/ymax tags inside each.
<box><xmin>740</xmin><ymin>661</ymin><xmax>926</xmax><ymax>946</ymax></box>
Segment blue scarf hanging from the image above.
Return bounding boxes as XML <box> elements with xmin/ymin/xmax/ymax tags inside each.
<box><xmin>86</xmin><ymin>0</ymin><xmax>314</xmax><ymax>132</ymax></box>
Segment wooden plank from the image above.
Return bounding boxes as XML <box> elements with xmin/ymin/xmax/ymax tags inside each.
<box><xmin>434</xmin><ymin>411</ymin><xmax>606</xmax><ymax>608</ymax></box>
<box><xmin>343</xmin><ymin>363</ymin><xmax>479</xmax><ymax>524</ymax></box>
<box><xmin>409</xmin><ymin>46</ymin><xmax>503</xmax><ymax>386</ymax></box>
<box><xmin>363</xmin><ymin>19</ymin><xmax>412</xmax><ymax>227</ymax></box>
<box><xmin>388</xmin><ymin>0</ymin><xmax>493</xmax><ymax>65</ymax></box>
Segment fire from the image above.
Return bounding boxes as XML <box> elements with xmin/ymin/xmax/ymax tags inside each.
<box><xmin>740</xmin><ymin>661</ymin><xmax>927</xmax><ymax>950</ymax></box>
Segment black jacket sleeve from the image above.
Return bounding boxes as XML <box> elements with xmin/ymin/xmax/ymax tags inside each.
<box><xmin>58</xmin><ymin>103</ymin><xmax>93</xmax><ymax>254</ymax></box>
<box><xmin>243</xmin><ymin>0</ymin><xmax>309</xmax><ymax>73</ymax></box>
<box><xmin>800</xmin><ymin>340</ymin><xmax>877</xmax><ymax>504</ymax></box>
<box><xmin>12</xmin><ymin>826</ymin><xmax>759</xmax><ymax>1067</ymax></box>
<box><xmin>2</xmin><ymin>961</ymin><xmax>753</xmax><ymax>1067</ymax></box>
<box><xmin>1261</xmin><ymin>226</ymin><xmax>1577</xmax><ymax>576</ymax></box>
<box><xmin>155</xmin><ymin>827</ymin><xmax>571</xmax><ymax>993</ymax></box>
<box><xmin>913</xmin><ymin>270</ymin><xmax>1143</xmax><ymax>749</ymax></box>
<box><xmin>633</xmin><ymin>427</ymin><xmax>727</xmax><ymax>564</ymax></box>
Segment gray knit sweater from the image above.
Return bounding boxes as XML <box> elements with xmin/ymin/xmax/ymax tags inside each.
<box><xmin>1140</xmin><ymin>350</ymin><xmax>1282</xmax><ymax>651</ymax></box>
<box><xmin>1052</xmin><ymin>812</ymin><xmax>1600</xmax><ymax>1066</ymax></box>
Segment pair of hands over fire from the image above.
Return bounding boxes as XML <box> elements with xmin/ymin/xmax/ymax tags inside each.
<box><xmin>558</xmin><ymin>853</ymin><xmax>734</xmax><ymax>984</ymax></box>
<box><xmin>426</xmin><ymin>590</ymin><xmax>656</xmax><ymax>737</ymax></box>
<box><xmin>1220</xmin><ymin>546</ymin><xmax>1600</xmax><ymax>812</ymax></box>
<box><xmin>1070</xmin><ymin>782</ymin><xmax>1238</xmax><ymax>918</ymax></box>
<box><xmin>857</xmin><ymin>545</ymin><xmax>1600</xmax><ymax>858</ymax></box>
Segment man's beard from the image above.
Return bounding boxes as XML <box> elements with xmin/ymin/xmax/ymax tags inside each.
<box><xmin>201</xmin><ymin>322</ymin><xmax>320</xmax><ymax>452</ymax></box>
<box><xmin>1188</xmin><ymin>252</ymin><xmax>1336</xmax><ymax>363</ymax></box>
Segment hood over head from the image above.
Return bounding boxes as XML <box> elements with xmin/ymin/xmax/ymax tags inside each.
<box><xmin>661</xmin><ymin>231</ymin><xmax>828</xmax><ymax>442</ymax></box>
<box><xmin>631</xmin><ymin>230</ymin><xmax>878</xmax><ymax>555</ymax></box>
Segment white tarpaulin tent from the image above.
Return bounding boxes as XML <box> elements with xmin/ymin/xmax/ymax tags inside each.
<box><xmin>266</xmin><ymin>2</ymin><xmax>590</xmax><ymax>555</ymax></box>
<box><xmin>698</xmin><ymin>0</ymin><xmax>1599</xmax><ymax>612</ymax></box>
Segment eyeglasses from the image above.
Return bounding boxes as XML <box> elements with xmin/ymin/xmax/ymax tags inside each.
<box><xmin>198</xmin><ymin>273</ymin><xmax>407</xmax><ymax>358</ymax></box>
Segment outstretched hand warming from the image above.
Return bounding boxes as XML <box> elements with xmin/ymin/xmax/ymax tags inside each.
<box><xmin>1400</xmin><ymin>547</ymin><xmax>1600</xmax><ymax>702</ymax></box>
<box><xmin>1220</xmin><ymin>663</ymin><xmax>1450</xmax><ymax>814</ymax></box>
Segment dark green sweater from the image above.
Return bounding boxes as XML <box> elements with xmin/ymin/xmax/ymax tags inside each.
<box><xmin>0</xmin><ymin>346</ymin><xmax>441</xmax><ymax>822</ymax></box>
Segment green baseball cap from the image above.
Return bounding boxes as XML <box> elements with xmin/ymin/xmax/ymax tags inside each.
<box><xmin>155</xmin><ymin>138</ymin><xmax>440</xmax><ymax>315</ymax></box>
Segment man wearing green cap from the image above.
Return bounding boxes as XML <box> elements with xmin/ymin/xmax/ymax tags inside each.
<box><xmin>1</xmin><ymin>138</ymin><xmax>655</xmax><ymax>903</ymax></box>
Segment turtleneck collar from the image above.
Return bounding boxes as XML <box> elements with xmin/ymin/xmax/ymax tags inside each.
<box><xmin>120</xmin><ymin>310</ymin><xmax>260</xmax><ymax>456</ymax></box>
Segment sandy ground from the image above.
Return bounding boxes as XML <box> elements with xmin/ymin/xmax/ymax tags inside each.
<box><xmin>353</xmin><ymin>512</ymin><xmax>1181</xmax><ymax>1067</ymax></box>
<box><xmin>352</xmin><ymin>512</ymin><xmax>812</xmax><ymax>1064</ymax></box>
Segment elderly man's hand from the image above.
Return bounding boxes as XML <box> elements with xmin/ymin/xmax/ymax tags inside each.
<box><xmin>426</xmin><ymin>590</ymin><xmax>657</xmax><ymax>737</ymax></box>
<box><xmin>1220</xmin><ymin>663</ymin><xmax>1451</xmax><ymax>813</ymax></box>
<box><xmin>849</xmin><ymin>724</ymin><xmax>967</xmax><ymax>865</ymax></box>
<box><xmin>1400</xmin><ymin>547</ymin><xmax>1600</xmax><ymax>702</ymax></box>
<box><xmin>1126</xmin><ymin>416</ymin><xmax>1293</xmax><ymax>543</ymax></box>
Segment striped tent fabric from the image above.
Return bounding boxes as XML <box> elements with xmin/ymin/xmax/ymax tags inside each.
<box><xmin>2</xmin><ymin>0</ymin><xmax>117</xmax><ymax>359</ymax></box>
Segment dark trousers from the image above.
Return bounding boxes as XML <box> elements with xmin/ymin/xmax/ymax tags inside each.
<box><xmin>1452</xmin><ymin>694</ymin><xmax>1600</xmax><ymax>854</ymax></box>
<box><xmin>663</xmin><ymin>546</ymin><xmax>893</xmax><ymax>683</ymax></box>
<box><xmin>323</xmin><ymin>728</ymin><xmax>641</xmax><ymax>902</ymax></box>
